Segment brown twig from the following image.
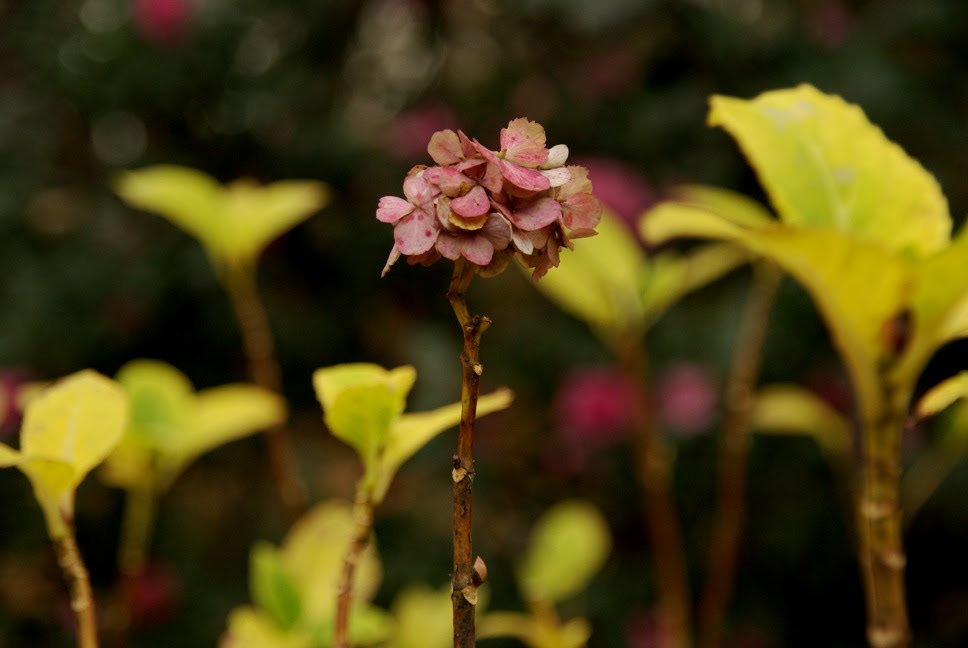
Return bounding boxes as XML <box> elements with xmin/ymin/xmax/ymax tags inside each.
<box><xmin>699</xmin><ymin>263</ymin><xmax>781</xmax><ymax>648</ymax></box>
<box><xmin>54</xmin><ymin>530</ymin><xmax>99</xmax><ymax>648</ymax></box>
<box><xmin>334</xmin><ymin>491</ymin><xmax>375</xmax><ymax>648</ymax></box>
<box><xmin>613</xmin><ymin>331</ymin><xmax>692</xmax><ymax>648</ymax></box>
<box><xmin>447</xmin><ymin>259</ymin><xmax>489</xmax><ymax>648</ymax></box>
<box><xmin>224</xmin><ymin>267</ymin><xmax>307</xmax><ymax>522</ymax></box>
<box><xmin>857</xmin><ymin>386</ymin><xmax>910</xmax><ymax>648</ymax></box>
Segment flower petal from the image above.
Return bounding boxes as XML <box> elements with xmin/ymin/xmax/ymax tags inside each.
<box><xmin>542</xmin><ymin>167</ymin><xmax>572</xmax><ymax>188</ymax></box>
<box><xmin>461</xmin><ymin>235</ymin><xmax>495</xmax><ymax>265</ymax></box>
<box><xmin>543</xmin><ymin>144</ymin><xmax>570</xmax><ymax>169</ymax></box>
<box><xmin>481</xmin><ymin>213</ymin><xmax>512</xmax><ymax>250</ymax></box>
<box><xmin>377</xmin><ymin>196</ymin><xmax>415</xmax><ymax>223</ymax></box>
<box><xmin>451</xmin><ymin>185</ymin><xmax>490</xmax><ymax>218</ymax></box>
<box><xmin>425</xmin><ymin>166</ymin><xmax>473</xmax><ymax>197</ymax></box>
<box><xmin>512</xmin><ymin>228</ymin><xmax>534</xmax><ymax>254</ymax></box>
<box><xmin>381</xmin><ymin>245</ymin><xmax>401</xmax><ymax>277</ymax></box>
<box><xmin>403</xmin><ymin>175</ymin><xmax>435</xmax><ymax>207</ymax></box>
<box><xmin>449</xmin><ymin>211</ymin><xmax>488</xmax><ymax>231</ymax></box>
<box><xmin>436</xmin><ymin>232</ymin><xmax>463</xmax><ymax>260</ymax></box>
<box><xmin>558</xmin><ymin>165</ymin><xmax>593</xmax><ymax>200</ymax></box>
<box><xmin>562</xmin><ymin>193</ymin><xmax>603</xmax><ymax>231</ymax></box>
<box><xmin>509</xmin><ymin>197</ymin><xmax>561</xmax><ymax>231</ymax></box>
<box><xmin>501</xmin><ymin>161</ymin><xmax>551</xmax><ymax>193</ymax></box>
<box><xmin>500</xmin><ymin>118</ymin><xmax>549</xmax><ymax>168</ymax></box>
<box><xmin>428</xmin><ymin>130</ymin><xmax>463</xmax><ymax>165</ymax></box>
<box><xmin>394</xmin><ymin>210</ymin><xmax>437</xmax><ymax>255</ymax></box>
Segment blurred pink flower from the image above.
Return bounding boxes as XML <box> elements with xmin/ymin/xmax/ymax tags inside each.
<box><xmin>656</xmin><ymin>363</ymin><xmax>718</xmax><ymax>436</ymax></box>
<box><xmin>385</xmin><ymin>104</ymin><xmax>459</xmax><ymax>160</ymax></box>
<box><xmin>555</xmin><ymin>367</ymin><xmax>641</xmax><ymax>468</ymax></box>
<box><xmin>574</xmin><ymin>156</ymin><xmax>654</xmax><ymax>226</ymax></box>
<box><xmin>123</xmin><ymin>562</ymin><xmax>180</xmax><ymax>628</ymax></box>
<box><xmin>0</xmin><ymin>370</ymin><xmax>28</xmax><ymax>437</ymax></box>
<box><xmin>132</xmin><ymin>0</ymin><xmax>193</xmax><ymax>46</ymax></box>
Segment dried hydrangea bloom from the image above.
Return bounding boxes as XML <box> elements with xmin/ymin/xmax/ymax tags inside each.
<box><xmin>379</xmin><ymin>118</ymin><xmax>603</xmax><ymax>280</ymax></box>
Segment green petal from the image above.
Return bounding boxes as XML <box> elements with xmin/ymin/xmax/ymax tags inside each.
<box><xmin>708</xmin><ymin>85</ymin><xmax>950</xmax><ymax>257</ymax></box>
<box><xmin>517</xmin><ymin>500</ymin><xmax>611</xmax><ymax>604</ymax></box>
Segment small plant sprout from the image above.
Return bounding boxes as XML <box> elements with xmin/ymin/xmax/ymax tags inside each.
<box><xmin>529</xmin><ymin>209</ymin><xmax>749</xmax><ymax>647</ymax></box>
<box><xmin>478</xmin><ymin>500</ymin><xmax>611</xmax><ymax>648</ymax></box>
<box><xmin>222</xmin><ymin>500</ymin><xmax>391</xmax><ymax>648</ymax></box>
<box><xmin>642</xmin><ymin>84</ymin><xmax>968</xmax><ymax>648</ymax></box>
<box><xmin>0</xmin><ymin>370</ymin><xmax>129</xmax><ymax>648</ymax></box>
<box><xmin>114</xmin><ymin>166</ymin><xmax>330</xmax><ymax>520</ymax></box>
<box><xmin>100</xmin><ymin>359</ymin><xmax>286</xmax><ymax>581</ymax></box>
<box><xmin>378</xmin><ymin>117</ymin><xmax>601</xmax><ymax>646</ymax></box>
<box><xmin>312</xmin><ymin>362</ymin><xmax>512</xmax><ymax>647</ymax></box>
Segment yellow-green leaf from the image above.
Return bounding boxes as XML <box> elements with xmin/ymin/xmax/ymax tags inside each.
<box><xmin>708</xmin><ymin>85</ymin><xmax>950</xmax><ymax>257</ymax></box>
<box><xmin>915</xmin><ymin>372</ymin><xmax>968</xmax><ymax>420</ymax></box>
<box><xmin>642</xmin><ymin>202</ymin><xmax>909</xmax><ymax>424</ymax></box>
<box><xmin>116</xmin><ymin>359</ymin><xmax>193</xmax><ymax>449</ymax></box>
<box><xmin>0</xmin><ymin>444</ymin><xmax>20</xmax><ymax>466</ymax></box>
<box><xmin>374</xmin><ymin>387</ymin><xmax>513</xmax><ymax>502</ymax></box>
<box><xmin>115</xmin><ymin>165</ymin><xmax>329</xmax><ymax>271</ymax></box>
<box><xmin>280</xmin><ymin>500</ymin><xmax>382</xmax><ymax>625</ymax></box>
<box><xmin>223</xmin><ymin>607</ymin><xmax>310</xmax><ymax>648</ymax></box>
<box><xmin>517</xmin><ymin>500</ymin><xmax>611</xmax><ymax>604</ymax></box>
<box><xmin>388</xmin><ymin>585</ymin><xmax>452</xmax><ymax>648</ymax></box>
<box><xmin>750</xmin><ymin>384</ymin><xmax>852</xmax><ymax>461</ymax></box>
<box><xmin>250</xmin><ymin>541</ymin><xmax>302</xmax><ymax>631</ymax></box>
<box><xmin>529</xmin><ymin>211</ymin><xmax>648</xmax><ymax>333</ymax></box>
<box><xmin>479</xmin><ymin>611</ymin><xmax>591</xmax><ymax>648</ymax></box>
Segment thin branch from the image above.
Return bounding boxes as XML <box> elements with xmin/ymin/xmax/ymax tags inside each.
<box><xmin>447</xmin><ymin>259</ymin><xmax>489</xmax><ymax>648</ymax></box>
<box><xmin>613</xmin><ymin>331</ymin><xmax>692</xmax><ymax>648</ymax></box>
<box><xmin>334</xmin><ymin>491</ymin><xmax>375</xmax><ymax>648</ymax></box>
<box><xmin>55</xmin><ymin>530</ymin><xmax>99</xmax><ymax>648</ymax></box>
<box><xmin>224</xmin><ymin>267</ymin><xmax>307</xmax><ymax>522</ymax></box>
<box><xmin>699</xmin><ymin>263</ymin><xmax>781</xmax><ymax>648</ymax></box>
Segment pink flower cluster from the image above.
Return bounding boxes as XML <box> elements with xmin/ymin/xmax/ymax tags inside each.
<box><xmin>377</xmin><ymin>118</ymin><xmax>603</xmax><ymax>280</ymax></box>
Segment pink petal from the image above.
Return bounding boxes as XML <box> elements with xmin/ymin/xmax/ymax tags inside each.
<box><xmin>425</xmin><ymin>166</ymin><xmax>472</xmax><ymax>197</ymax></box>
<box><xmin>403</xmin><ymin>175</ymin><xmax>435</xmax><ymax>206</ymax></box>
<box><xmin>481</xmin><ymin>213</ymin><xmax>511</xmax><ymax>250</ymax></box>
<box><xmin>543</xmin><ymin>144</ymin><xmax>569</xmax><ymax>168</ymax></box>
<box><xmin>509</xmin><ymin>197</ymin><xmax>561</xmax><ymax>231</ymax></box>
<box><xmin>451</xmin><ymin>185</ymin><xmax>490</xmax><ymax>218</ymax></box>
<box><xmin>393</xmin><ymin>210</ymin><xmax>437</xmax><ymax>255</ymax></box>
<box><xmin>562</xmin><ymin>193</ymin><xmax>603</xmax><ymax>230</ymax></box>
<box><xmin>511</xmin><ymin>228</ymin><xmax>534</xmax><ymax>254</ymax></box>
<box><xmin>500</xmin><ymin>118</ymin><xmax>549</xmax><ymax>168</ymax></box>
<box><xmin>457</xmin><ymin>130</ymin><xmax>477</xmax><ymax>158</ymax></box>
<box><xmin>427</xmin><ymin>129</ymin><xmax>463</xmax><ymax>165</ymax></box>
<box><xmin>501</xmin><ymin>161</ymin><xmax>551</xmax><ymax>192</ymax></box>
<box><xmin>436</xmin><ymin>232</ymin><xmax>463</xmax><ymax>260</ymax></box>
<box><xmin>461</xmin><ymin>235</ymin><xmax>494</xmax><ymax>265</ymax></box>
<box><xmin>528</xmin><ymin>227</ymin><xmax>552</xmax><ymax>248</ymax></box>
<box><xmin>558</xmin><ymin>165</ymin><xmax>593</xmax><ymax>200</ymax></box>
<box><xmin>541</xmin><ymin>167</ymin><xmax>571</xmax><ymax>187</ymax></box>
<box><xmin>377</xmin><ymin>196</ymin><xmax>414</xmax><ymax>223</ymax></box>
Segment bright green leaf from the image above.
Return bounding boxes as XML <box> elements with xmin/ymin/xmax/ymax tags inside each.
<box><xmin>250</xmin><ymin>542</ymin><xmax>303</xmax><ymax>631</ymax></box>
<box><xmin>280</xmin><ymin>500</ymin><xmax>382</xmax><ymax>625</ymax></box>
<box><xmin>326</xmin><ymin>385</ymin><xmax>400</xmax><ymax>474</ymax></box>
<box><xmin>517</xmin><ymin>500</ymin><xmax>611</xmax><ymax>604</ymax></box>
<box><xmin>115</xmin><ymin>165</ymin><xmax>329</xmax><ymax>271</ymax></box>
<box><xmin>750</xmin><ymin>384</ymin><xmax>852</xmax><ymax>461</ymax></box>
<box><xmin>529</xmin><ymin>211</ymin><xmax>648</xmax><ymax>333</ymax></box>
<box><xmin>374</xmin><ymin>387</ymin><xmax>513</xmax><ymax>502</ymax></box>
<box><xmin>708</xmin><ymin>85</ymin><xmax>950</xmax><ymax>257</ymax></box>
<box><xmin>642</xmin><ymin>202</ymin><xmax>909</xmax><ymax>424</ymax></box>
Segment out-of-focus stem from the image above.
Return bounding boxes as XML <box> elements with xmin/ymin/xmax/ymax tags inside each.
<box><xmin>447</xmin><ymin>260</ymin><xmax>489</xmax><ymax>648</ymax></box>
<box><xmin>857</xmin><ymin>392</ymin><xmax>910</xmax><ymax>648</ymax></box>
<box><xmin>119</xmin><ymin>483</ymin><xmax>158</xmax><ymax>577</ymax></box>
<box><xmin>55</xmin><ymin>530</ymin><xmax>99</xmax><ymax>648</ymax></box>
<box><xmin>699</xmin><ymin>263</ymin><xmax>781</xmax><ymax>648</ymax></box>
<box><xmin>224</xmin><ymin>267</ymin><xmax>306</xmax><ymax>522</ymax></box>
<box><xmin>613</xmin><ymin>331</ymin><xmax>692</xmax><ymax>648</ymax></box>
<box><xmin>334</xmin><ymin>491</ymin><xmax>375</xmax><ymax>648</ymax></box>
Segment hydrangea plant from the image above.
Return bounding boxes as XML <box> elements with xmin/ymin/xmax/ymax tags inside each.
<box><xmin>378</xmin><ymin>118</ymin><xmax>602</xmax><ymax>647</ymax></box>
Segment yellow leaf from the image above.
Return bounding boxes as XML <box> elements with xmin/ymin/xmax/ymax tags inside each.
<box><xmin>517</xmin><ymin>500</ymin><xmax>610</xmax><ymax>604</ymax></box>
<box><xmin>222</xmin><ymin>606</ymin><xmax>311</xmax><ymax>648</ymax></box>
<box><xmin>17</xmin><ymin>370</ymin><xmax>128</xmax><ymax>535</ymax></box>
<box><xmin>280</xmin><ymin>500</ymin><xmax>382</xmax><ymax>625</ymax></box>
<box><xmin>915</xmin><ymin>372</ymin><xmax>968</xmax><ymax>420</ymax></box>
<box><xmin>529</xmin><ymin>211</ymin><xmax>648</xmax><ymax>333</ymax></box>
<box><xmin>750</xmin><ymin>384</ymin><xmax>852</xmax><ymax>461</ymax></box>
<box><xmin>708</xmin><ymin>85</ymin><xmax>950</xmax><ymax>257</ymax></box>
<box><xmin>374</xmin><ymin>387</ymin><xmax>513</xmax><ymax>502</ymax></box>
<box><xmin>115</xmin><ymin>165</ymin><xmax>329</xmax><ymax>271</ymax></box>
<box><xmin>0</xmin><ymin>444</ymin><xmax>20</xmax><ymax>466</ymax></box>
<box><xmin>388</xmin><ymin>585</ymin><xmax>453</xmax><ymax>648</ymax></box>
<box><xmin>642</xmin><ymin>202</ymin><xmax>909</xmax><ymax>424</ymax></box>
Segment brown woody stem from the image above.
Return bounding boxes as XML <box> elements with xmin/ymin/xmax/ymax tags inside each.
<box><xmin>54</xmin><ymin>531</ymin><xmax>99</xmax><ymax>648</ymax></box>
<box><xmin>447</xmin><ymin>259</ymin><xmax>489</xmax><ymax>648</ymax></box>
<box><xmin>334</xmin><ymin>491</ymin><xmax>375</xmax><ymax>648</ymax></box>
<box><xmin>224</xmin><ymin>267</ymin><xmax>306</xmax><ymax>522</ymax></box>
<box><xmin>614</xmin><ymin>331</ymin><xmax>692</xmax><ymax>648</ymax></box>
<box><xmin>858</xmin><ymin>394</ymin><xmax>910</xmax><ymax>648</ymax></box>
<box><xmin>699</xmin><ymin>263</ymin><xmax>781</xmax><ymax>648</ymax></box>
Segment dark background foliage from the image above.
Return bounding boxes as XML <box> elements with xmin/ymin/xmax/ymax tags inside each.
<box><xmin>1</xmin><ymin>0</ymin><xmax>967</xmax><ymax>646</ymax></box>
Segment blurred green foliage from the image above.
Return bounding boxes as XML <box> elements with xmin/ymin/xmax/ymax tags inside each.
<box><xmin>2</xmin><ymin>1</ymin><xmax>968</xmax><ymax>646</ymax></box>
